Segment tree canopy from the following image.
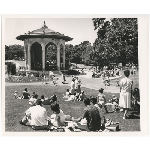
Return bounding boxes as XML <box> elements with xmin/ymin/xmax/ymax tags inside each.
<box><xmin>5</xmin><ymin>44</ymin><xmax>24</xmax><ymax>60</ymax></box>
<box><xmin>92</xmin><ymin>18</ymin><xmax>138</xmax><ymax>67</ymax></box>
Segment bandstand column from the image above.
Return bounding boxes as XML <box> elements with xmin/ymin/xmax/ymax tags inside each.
<box><xmin>63</xmin><ymin>45</ymin><xmax>65</xmax><ymax>70</ymax></box>
<box><xmin>27</xmin><ymin>43</ymin><xmax>31</xmax><ymax>70</ymax></box>
<box><xmin>24</xmin><ymin>42</ymin><xmax>27</xmax><ymax>68</ymax></box>
<box><xmin>42</xmin><ymin>43</ymin><xmax>45</xmax><ymax>70</ymax></box>
<box><xmin>57</xmin><ymin>44</ymin><xmax>60</xmax><ymax>70</ymax></box>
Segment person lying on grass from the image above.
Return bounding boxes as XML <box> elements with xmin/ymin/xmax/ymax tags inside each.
<box><xmin>19</xmin><ymin>99</ymin><xmax>50</xmax><ymax>130</ymax></box>
<box><xmin>72</xmin><ymin>98</ymin><xmax>101</xmax><ymax>131</ymax></box>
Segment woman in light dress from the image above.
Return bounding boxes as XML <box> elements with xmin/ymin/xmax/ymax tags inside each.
<box><xmin>119</xmin><ymin>70</ymin><xmax>133</xmax><ymax>119</ymax></box>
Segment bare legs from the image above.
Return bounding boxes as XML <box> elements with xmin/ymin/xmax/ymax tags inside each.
<box><xmin>123</xmin><ymin>108</ymin><xmax>129</xmax><ymax>119</ymax></box>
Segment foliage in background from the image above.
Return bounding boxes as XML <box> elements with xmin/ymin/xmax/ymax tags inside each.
<box><xmin>7</xmin><ymin>62</ymin><xmax>16</xmax><ymax>75</ymax></box>
<box><xmin>92</xmin><ymin>18</ymin><xmax>138</xmax><ymax>68</ymax></box>
<box><xmin>5</xmin><ymin>45</ymin><xmax>24</xmax><ymax>60</ymax></box>
<box><xmin>65</xmin><ymin>41</ymin><xmax>93</xmax><ymax>68</ymax></box>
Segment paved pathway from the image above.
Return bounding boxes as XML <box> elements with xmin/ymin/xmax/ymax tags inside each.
<box><xmin>5</xmin><ymin>74</ymin><xmax>121</xmax><ymax>94</ymax></box>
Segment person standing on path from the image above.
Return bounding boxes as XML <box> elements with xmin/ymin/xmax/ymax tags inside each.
<box><xmin>62</xmin><ymin>73</ymin><xmax>66</xmax><ymax>84</ymax></box>
<box><xmin>119</xmin><ymin>70</ymin><xmax>133</xmax><ymax>119</ymax></box>
<box><xmin>70</xmin><ymin>78</ymin><xmax>75</xmax><ymax>94</ymax></box>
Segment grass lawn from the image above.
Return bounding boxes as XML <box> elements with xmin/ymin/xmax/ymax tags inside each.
<box><xmin>5</xmin><ymin>72</ymin><xmax>140</xmax><ymax>132</ymax></box>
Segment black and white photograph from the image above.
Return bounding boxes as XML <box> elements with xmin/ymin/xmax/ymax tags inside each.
<box><xmin>1</xmin><ymin>15</ymin><xmax>149</xmax><ymax>135</ymax></box>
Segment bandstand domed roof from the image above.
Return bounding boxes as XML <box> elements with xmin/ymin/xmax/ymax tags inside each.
<box><xmin>16</xmin><ymin>21</ymin><xmax>73</xmax><ymax>42</ymax></box>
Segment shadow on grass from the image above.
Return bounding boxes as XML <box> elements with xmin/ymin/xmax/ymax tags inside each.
<box><xmin>127</xmin><ymin>111</ymin><xmax>140</xmax><ymax>119</ymax></box>
<box><xmin>62</xmin><ymin>82</ymin><xmax>69</xmax><ymax>84</ymax></box>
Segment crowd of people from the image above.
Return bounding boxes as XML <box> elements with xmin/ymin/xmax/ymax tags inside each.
<box><xmin>62</xmin><ymin>76</ymin><xmax>86</xmax><ymax>102</ymax></box>
<box><xmin>16</xmin><ymin>69</ymin><xmax>140</xmax><ymax>132</ymax></box>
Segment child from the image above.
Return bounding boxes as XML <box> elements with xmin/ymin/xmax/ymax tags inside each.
<box><xmin>105</xmin><ymin>95</ymin><xmax>119</xmax><ymax>112</ymax></box>
<box><xmin>14</xmin><ymin>91</ymin><xmax>21</xmax><ymax>99</ymax></box>
<box><xmin>109</xmin><ymin>95</ymin><xmax>119</xmax><ymax>104</ymax></box>
<box><xmin>50</xmin><ymin>103</ymin><xmax>66</xmax><ymax>127</ymax></box>
<box><xmin>97</xmin><ymin>88</ymin><xmax>106</xmax><ymax>109</ymax></box>
<box><xmin>63</xmin><ymin>89</ymin><xmax>70</xmax><ymax>99</ymax></box>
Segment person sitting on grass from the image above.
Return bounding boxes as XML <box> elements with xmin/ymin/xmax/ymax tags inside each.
<box><xmin>66</xmin><ymin>93</ymin><xmax>77</xmax><ymax>102</ymax></box>
<box><xmin>72</xmin><ymin>98</ymin><xmax>101</xmax><ymax>132</ymax></box>
<box><xmin>19</xmin><ymin>99</ymin><xmax>49</xmax><ymax>130</ymax></box>
<box><xmin>104</xmin><ymin>95</ymin><xmax>119</xmax><ymax>112</ymax></box>
<box><xmin>90</xmin><ymin>97</ymin><xmax>102</xmax><ymax>115</ymax></box>
<box><xmin>78</xmin><ymin>91</ymin><xmax>86</xmax><ymax>101</ymax></box>
<box><xmin>116</xmin><ymin>79</ymin><xmax>120</xmax><ymax>86</ymax></box>
<box><xmin>97</xmin><ymin>88</ymin><xmax>106</xmax><ymax>109</ymax></box>
<box><xmin>29</xmin><ymin>94</ymin><xmax>38</xmax><ymax>106</ymax></box>
<box><xmin>22</xmin><ymin>88</ymin><xmax>30</xmax><ymax>99</ymax></box>
<box><xmin>63</xmin><ymin>89</ymin><xmax>70</xmax><ymax>99</ymax></box>
<box><xmin>103</xmin><ymin>76</ymin><xmax>110</xmax><ymax>86</ymax></box>
<box><xmin>14</xmin><ymin>91</ymin><xmax>21</xmax><ymax>99</ymax></box>
<box><xmin>50</xmin><ymin>95</ymin><xmax>58</xmax><ymax>105</ymax></box>
<box><xmin>50</xmin><ymin>103</ymin><xmax>66</xmax><ymax>127</ymax></box>
<box><xmin>132</xmin><ymin>88</ymin><xmax>140</xmax><ymax>109</ymax></box>
<box><xmin>41</xmin><ymin>95</ymin><xmax>48</xmax><ymax>102</ymax></box>
<box><xmin>31</xmin><ymin>92</ymin><xmax>36</xmax><ymax>98</ymax></box>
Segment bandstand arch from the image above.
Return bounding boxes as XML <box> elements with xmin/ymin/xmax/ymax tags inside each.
<box><xmin>45</xmin><ymin>42</ymin><xmax>57</xmax><ymax>71</ymax></box>
<box><xmin>31</xmin><ymin>42</ymin><xmax>42</xmax><ymax>70</ymax></box>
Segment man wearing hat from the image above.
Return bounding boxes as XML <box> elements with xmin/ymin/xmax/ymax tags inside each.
<box><xmin>19</xmin><ymin>99</ymin><xmax>49</xmax><ymax>130</ymax></box>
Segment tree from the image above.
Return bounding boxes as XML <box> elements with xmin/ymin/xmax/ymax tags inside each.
<box><xmin>5</xmin><ymin>44</ymin><xmax>25</xmax><ymax>60</ymax></box>
<box><xmin>65</xmin><ymin>41</ymin><xmax>93</xmax><ymax>67</ymax></box>
<box><xmin>92</xmin><ymin>18</ymin><xmax>138</xmax><ymax>67</ymax></box>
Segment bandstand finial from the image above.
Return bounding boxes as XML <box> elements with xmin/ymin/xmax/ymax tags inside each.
<box><xmin>42</xmin><ymin>21</ymin><xmax>48</xmax><ymax>29</ymax></box>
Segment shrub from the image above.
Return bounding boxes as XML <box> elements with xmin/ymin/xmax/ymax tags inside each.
<box><xmin>61</xmin><ymin>70</ymin><xmax>80</xmax><ymax>75</ymax></box>
<box><xmin>7</xmin><ymin>62</ymin><xmax>16</xmax><ymax>75</ymax></box>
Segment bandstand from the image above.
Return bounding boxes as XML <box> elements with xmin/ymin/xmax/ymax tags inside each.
<box><xmin>16</xmin><ymin>22</ymin><xmax>73</xmax><ymax>71</ymax></box>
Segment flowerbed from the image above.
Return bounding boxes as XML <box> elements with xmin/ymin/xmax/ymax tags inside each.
<box><xmin>5</xmin><ymin>76</ymin><xmax>44</xmax><ymax>83</ymax></box>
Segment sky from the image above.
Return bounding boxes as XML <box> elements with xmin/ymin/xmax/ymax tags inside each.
<box><xmin>5</xmin><ymin>18</ymin><xmax>98</xmax><ymax>46</ymax></box>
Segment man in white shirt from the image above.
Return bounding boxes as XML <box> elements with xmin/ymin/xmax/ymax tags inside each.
<box><xmin>20</xmin><ymin>99</ymin><xmax>49</xmax><ymax>130</ymax></box>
